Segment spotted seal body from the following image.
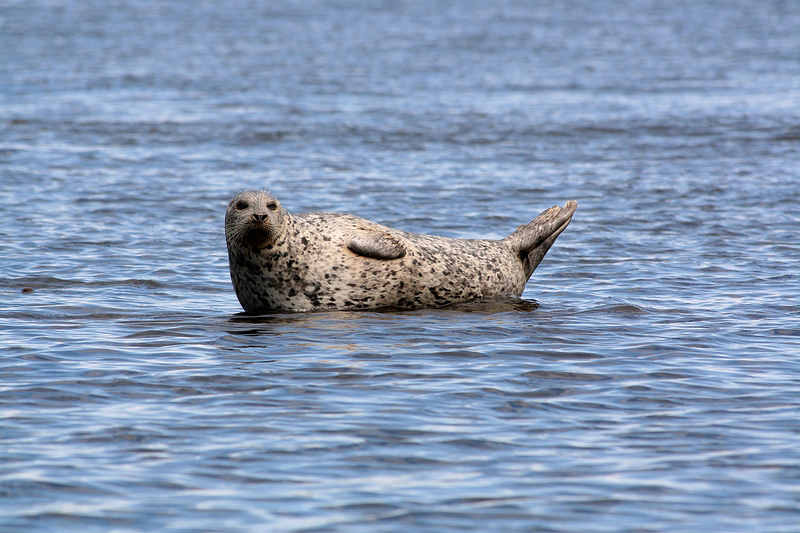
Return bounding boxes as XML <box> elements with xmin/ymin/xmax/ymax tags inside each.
<box><xmin>225</xmin><ymin>190</ymin><xmax>577</xmax><ymax>312</ymax></box>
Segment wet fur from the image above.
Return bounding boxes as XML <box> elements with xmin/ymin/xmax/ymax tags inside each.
<box><xmin>225</xmin><ymin>191</ymin><xmax>577</xmax><ymax>312</ymax></box>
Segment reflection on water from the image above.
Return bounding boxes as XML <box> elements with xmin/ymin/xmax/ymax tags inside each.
<box><xmin>230</xmin><ymin>296</ymin><xmax>540</xmax><ymax>322</ymax></box>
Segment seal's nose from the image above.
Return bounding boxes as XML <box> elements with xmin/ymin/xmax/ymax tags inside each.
<box><xmin>252</xmin><ymin>213</ymin><xmax>269</xmax><ymax>223</ymax></box>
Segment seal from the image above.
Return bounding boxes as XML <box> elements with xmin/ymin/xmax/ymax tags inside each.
<box><xmin>225</xmin><ymin>190</ymin><xmax>577</xmax><ymax>312</ymax></box>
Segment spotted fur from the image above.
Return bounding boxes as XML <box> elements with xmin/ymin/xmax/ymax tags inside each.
<box><xmin>225</xmin><ymin>190</ymin><xmax>577</xmax><ymax>312</ymax></box>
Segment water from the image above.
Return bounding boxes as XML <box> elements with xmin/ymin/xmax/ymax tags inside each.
<box><xmin>2</xmin><ymin>0</ymin><xmax>800</xmax><ymax>531</ymax></box>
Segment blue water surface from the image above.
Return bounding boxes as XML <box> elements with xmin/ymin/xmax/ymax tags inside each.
<box><xmin>2</xmin><ymin>1</ymin><xmax>799</xmax><ymax>531</ymax></box>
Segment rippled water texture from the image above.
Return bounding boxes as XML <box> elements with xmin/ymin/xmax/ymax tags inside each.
<box><xmin>2</xmin><ymin>1</ymin><xmax>800</xmax><ymax>531</ymax></box>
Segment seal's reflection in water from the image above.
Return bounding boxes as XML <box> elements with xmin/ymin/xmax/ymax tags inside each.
<box><xmin>434</xmin><ymin>297</ymin><xmax>539</xmax><ymax>314</ymax></box>
<box><xmin>231</xmin><ymin>296</ymin><xmax>537</xmax><ymax>320</ymax></box>
<box><xmin>220</xmin><ymin>297</ymin><xmax>539</xmax><ymax>360</ymax></box>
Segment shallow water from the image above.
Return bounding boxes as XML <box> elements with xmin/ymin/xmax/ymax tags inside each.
<box><xmin>2</xmin><ymin>0</ymin><xmax>800</xmax><ymax>531</ymax></box>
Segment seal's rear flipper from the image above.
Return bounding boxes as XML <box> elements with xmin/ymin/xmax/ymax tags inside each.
<box><xmin>504</xmin><ymin>201</ymin><xmax>577</xmax><ymax>279</ymax></box>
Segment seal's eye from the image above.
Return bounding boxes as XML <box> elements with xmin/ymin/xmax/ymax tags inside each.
<box><xmin>235</xmin><ymin>201</ymin><xmax>249</xmax><ymax>210</ymax></box>
<box><xmin>267</xmin><ymin>203</ymin><xmax>278</xmax><ymax>211</ymax></box>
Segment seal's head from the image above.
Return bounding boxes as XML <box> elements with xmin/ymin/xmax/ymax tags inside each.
<box><xmin>225</xmin><ymin>190</ymin><xmax>288</xmax><ymax>250</ymax></box>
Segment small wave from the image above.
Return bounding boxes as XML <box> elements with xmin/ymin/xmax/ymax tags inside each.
<box><xmin>4</xmin><ymin>276</ymin><xmax>166</xmax><ymax>290</ymax></box>
<box><xmin>580</xmin><ymin>299</ymin><xmax>650</xmax><ymax>316</ymax></box>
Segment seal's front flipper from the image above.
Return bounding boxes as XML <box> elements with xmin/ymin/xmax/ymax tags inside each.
<box><xmin>504</xmin><ymin>200</ymin><xmax>577</xmax><ymax>278</ymax></box>
<box><xmin>347</xmin><ymin>231</ymin><xmax>407</xmax><ymax>260</ymax></box>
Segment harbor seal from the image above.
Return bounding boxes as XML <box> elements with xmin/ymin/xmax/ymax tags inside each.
<box><xmin>225</xmin><ymin>190</ymin><xmax>577</xmax><ymax>312</ymax></box>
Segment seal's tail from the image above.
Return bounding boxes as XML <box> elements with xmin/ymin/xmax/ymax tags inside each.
<box><xmin>503</xmin><ymin>201</ymin><xmax>578</xmax><ymax>279</ymax></box>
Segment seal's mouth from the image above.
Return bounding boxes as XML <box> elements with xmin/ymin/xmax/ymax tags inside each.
<box><xmin>243</xmin><ymin>224</ymin><xmax>274</xmax><ymax>247</ymax></box>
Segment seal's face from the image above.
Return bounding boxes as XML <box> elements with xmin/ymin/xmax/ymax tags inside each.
<box><xmin>225</xmin><ymin>190</ymin><xmax>287</xmax><ymax>250</ymax></box>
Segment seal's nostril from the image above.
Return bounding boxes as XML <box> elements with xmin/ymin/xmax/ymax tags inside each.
<box><xmin>252</xmin><ymin>213</ymin><xmax>268</xmax><ymax>222</ymax></box>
